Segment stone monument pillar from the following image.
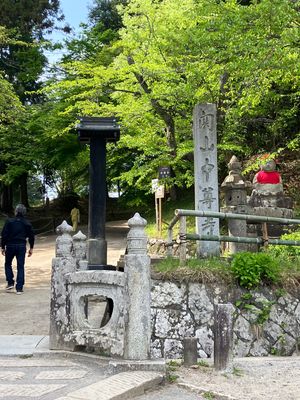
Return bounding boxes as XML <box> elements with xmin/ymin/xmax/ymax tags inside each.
<box><xmin>221</xmin><ymin>156</ymin><xmax>251</xmax><ymax>253</ymax></box>
<box><xmin>193</xmin><ymin>103</ymin><xmax>219</xmax><ymax>256</ymax></box>
<box><xmin>124</xmin><ymin>213</ymin><xmax>151</xmax><ymax>360</ymax></box>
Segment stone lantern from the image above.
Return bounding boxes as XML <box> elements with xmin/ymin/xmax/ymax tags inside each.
<box><xmin>76</xmin><ymin>117</ymin><xmax>120</xmax><ymax>268</ymax></box>
<box><xmin>221</xmin><ymin>156</ymin><xmax>251</xmax><ymax>253</ymax></box>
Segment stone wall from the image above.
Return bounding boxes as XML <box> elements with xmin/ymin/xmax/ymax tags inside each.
<box><xmin>150</xmin><ymin>280</ymin><xmax>300</xmax><ymax>359</ymax></box>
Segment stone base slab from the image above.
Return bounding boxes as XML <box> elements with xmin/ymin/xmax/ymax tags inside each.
<box><xmin>108</xmin><ymin>358</ymin><xmax>166</xmax><ymax>374</ymax></box>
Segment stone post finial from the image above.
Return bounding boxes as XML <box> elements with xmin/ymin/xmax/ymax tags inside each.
<box><xmin>55</xmin><ymin>220</ymin><xmax>73</xmax><ymax>257</ymax></box>
<box><xmin>228</xmin><ymin>155</ymin><xmax>241</xmax><ymax>170</ymax></box>
<box><xmin>72</xmin><ymin>230</ymin><xmax>87</xmax><ymax>263</ymax></box>
<box><xmin>56</xmin><ymin>220</ymin><xmax>73</xmax><ymax>235</ymax></box>
<box><xmin>127</xmin><ymin>213</ymin><xmax>148</xmax><ymax>255</ymax></box>
<box><xmin>221</xmin><ymin>155</ymin><xmax>244</xmax><ymax>188</ymax></box>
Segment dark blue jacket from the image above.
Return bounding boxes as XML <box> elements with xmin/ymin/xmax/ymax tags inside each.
<box><xmin>1</xmin><ymin>214</ymin><xmax>35</xmax><ymax>249</ymax></box>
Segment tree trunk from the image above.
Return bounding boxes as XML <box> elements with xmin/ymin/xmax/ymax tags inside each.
<box><xmin>127</xmin><ymin>55</ymin><xmax>178</xmax><ymax>199</ymax></box>
<box><xmin>1</xmin><ymin>184</ymin><xmax>13</xmax><ymax>214</ymax></box>
<box><xmin>165</xmin><ymin>124</ymin><xmax>177</xmax><ymax>200</ymax></box>
<box><xmin>19</xmin><ymin>173</ymin><xmax>29</xmax><ymax>208</ymax></box>
<box><xmin>217</xmin><ymin>71</ymin><xmax>229</xmax><ymax>136</ymax></box>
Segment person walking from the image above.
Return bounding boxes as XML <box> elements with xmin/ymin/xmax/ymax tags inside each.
<box><xmin>70</xmin><ymin>206</ymin><xmax>80</xmax><ymax>232</ymax></box>
<box><xmin>1</xmin><ymin>204</ymin><xmax>35</xmax><ymax>294</ymax></box>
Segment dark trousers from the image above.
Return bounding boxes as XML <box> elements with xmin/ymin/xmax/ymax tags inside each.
<box><xmin>4</xmin><ymin>244</ymin><xmax>26</xmax><ymax>291</ymax></box>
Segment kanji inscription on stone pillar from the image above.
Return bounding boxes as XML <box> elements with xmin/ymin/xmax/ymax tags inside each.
<box><xmin>193</xmin><ymin>103</ymin><xmax>220</xmax><ymax>256</ymax></box>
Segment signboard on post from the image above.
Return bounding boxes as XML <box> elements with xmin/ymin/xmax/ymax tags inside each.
<box><xmin>155</xmin><ymin>185</ymin><xmax>164</xmax><ymax>237</ymax></box>
<box><xmin>158</xmin><ymin>166</ymin><xmax>171</xmax><ymax>179</ymax></box>
<box><xmin>151</xmin><ymin>179</ymin><xmax>159</xmax><ymax>193</ymax></box>
<box><xmin>155</xmin><ymin>185</ymin><xmax>165</xmax><ymax>199</ymax></box>
<box><xmin>152</xmin><ymin>169</ymin><xmax>169</xmax><ymax>237</ymax></box>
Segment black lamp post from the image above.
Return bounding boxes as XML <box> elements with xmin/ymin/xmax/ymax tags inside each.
<box><xmin>76</xmin><ymin>117</ymin><xmax>120</xmax><ymax>268</ymax></box>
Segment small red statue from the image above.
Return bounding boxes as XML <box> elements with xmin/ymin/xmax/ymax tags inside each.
<box><xmin>253</xmin><ymin>159</ymin><xmax>282</xmax><ymax>186</ymax></box>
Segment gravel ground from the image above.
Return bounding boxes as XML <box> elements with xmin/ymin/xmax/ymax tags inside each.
<box><xmin>176</xmin><ymin>356</ymin><xmax>300</xmax><ymax>400</ymax></box>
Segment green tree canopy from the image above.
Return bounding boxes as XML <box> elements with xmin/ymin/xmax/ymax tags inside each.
<box><xmin>0</xmin><ymin>0</ymin><xmax>63</xmax><ymax>36</ymax></box>
<box><xmin>0</xmin><ymin>2</ymin><xmax>66</xmax><ymax>210</ymax></box>
<box><xmin>41</xmin><ymin>0</ymin><xmax>300</xmax><ymax>203</ymax></box>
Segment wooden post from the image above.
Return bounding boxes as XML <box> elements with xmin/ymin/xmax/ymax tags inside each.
<box><xmin>183</xmin><ymin>337</ymin><xmax>198</xmax><ymax>366</ymax></box>
<box><xmin>214</xmin><ymin>304</ymin><xmax>234</xmax><ymax>371</ymax></box>
<box><xmin>262</xmin><ymin>222</ymin><xmax>269</xmax><ymax>248</ymax></box>
<box><xmin>158</xmin><ymin>197</ymin><xmax>162</xmax><ymax>238</ymax></box>
<box><xmin>155</xmin><ymin>196</ymin><xmax>159</xmax><ymax>232</ymax></box>
<box><xmin>179</xmin><ymin>216</ymin><xmax>187</xmax><ymax>267</ymax></box>
<box><xmin>167</xmin><ymin>227</ymin><xmax>173</xmax><ymax>257</ymax></box>
<box><xmin>155</xmin><ymin>185</ymin><xmax>164</xmax><ymax>238</ymax></box>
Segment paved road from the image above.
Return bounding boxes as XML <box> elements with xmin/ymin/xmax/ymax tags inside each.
<box><xmin>0</xmin><ymin>222</ymin><xmax>128</xmax><ymax>336</ymax></box>
<box><xmin>0</xmin><ymin>354</ymin><xmax>167</xmax><ymax>400</ymax></box>
<box><xmin>0</xmin><ymin>355</ymin><xmax>108</xmax><ymax>400</ymax></box>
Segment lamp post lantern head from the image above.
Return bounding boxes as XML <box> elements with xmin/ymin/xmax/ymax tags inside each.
<box><xmin>76</xmin><ymin>116</ymin><xmax>120</xmax><ymax>144</ymax></box>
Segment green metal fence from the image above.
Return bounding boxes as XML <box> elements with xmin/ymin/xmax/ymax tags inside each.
<box><xmin>167</xmin><ymin>209</ymin><xmax>300</xmax><ymax>265</ymax></box>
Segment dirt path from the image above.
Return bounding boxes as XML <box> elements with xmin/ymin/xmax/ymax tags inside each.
<box><xmin>0</xmin><ymin>222</ymin><xmax>128</xmax><ymax>335</ymax></box>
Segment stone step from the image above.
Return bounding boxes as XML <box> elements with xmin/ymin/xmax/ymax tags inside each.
<box><xmin>55</xmin><ymin>370</ymin><xmax>164</xmax><ymax>400</ymax></box>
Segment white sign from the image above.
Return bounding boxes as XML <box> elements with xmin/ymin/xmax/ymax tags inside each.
<box><xmin>155</xmin><ymin>185</ymin><xmax>165</xmax><ymax>199</ymax></box>
<box><xmin>151</xmin><ymin>179</ymin><xmax>159</xmax><ymax>193</ymax></box>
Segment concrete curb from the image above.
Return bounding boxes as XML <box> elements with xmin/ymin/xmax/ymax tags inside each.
<box><xmin>55</xmin><ymin>370</ymin><xmax>164</xmax><ymax>400</ymax></box>
<box><xmin>178</xmin><ymin>382</ymin><xmax>238</xmax><ymax>400</ymax></box>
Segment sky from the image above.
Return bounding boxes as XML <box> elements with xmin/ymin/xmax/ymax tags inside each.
<box><xmin>59</xmin><ymin>0</ymin><xmax>92</xmax><ymax>35</ymax></box>
<box><xmin>44</xmin><ymin>0</ymin><xmax>92</xmax><ymax>64</ymax></box>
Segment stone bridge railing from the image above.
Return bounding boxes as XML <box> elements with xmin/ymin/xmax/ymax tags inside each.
<box><xmin>49</xmin><ymin>213</ymin><xmax>151</xmax><ymax>360</ymax></box>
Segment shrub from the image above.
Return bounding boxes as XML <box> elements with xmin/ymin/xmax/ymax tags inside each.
<box><xmin>231</xmin><ymin>252</ymin><xmax>280</xmax><ymax>289</ymax></box>
<box><xmin>266</xmin><ymin>229</ymin><xmax>300</xmax><ymax>257</ymax></box>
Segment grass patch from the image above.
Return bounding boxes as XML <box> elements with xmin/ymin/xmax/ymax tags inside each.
<box><xmin>197</xmin><ymin>360</ymin><xmax>210</xmax><ymax>368</ymax></box>
<box><xmin>203</xmin><ymin>392</ymin><xmax>216</xmax><ymax>400</ymax></box>
<box><xmin>232</xmin><ymin>366</ymin><xmax>244</xmax><ymax>376</ymax></box>
<box><xmin>152</xmin><ymin>253</ymin><xmax>300</xmax><ymax>289</ymax></box>
<box><xmin>276</xmin><ymin>255</ymin><xmax>300</xmax><ymax>294</ymax></box>
<box><xmin>153</xmin><ymin>256</ymin><xmax>233</xmax><ymax>284</ymax></box>
<box><xmin>167</xmin><ymin>373</ymin><xmax>179</xmax><ymax>383</ymax></box>
<box><xmin>167</xmin><ymin>360</ymin><xmax>181</xmax><ymax>371</ymax></box>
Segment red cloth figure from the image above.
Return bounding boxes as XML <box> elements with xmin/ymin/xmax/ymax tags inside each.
<box><xmin>256</xmin><ymin>170</ymin><xmax>281</xmax><ymax>184</ymax></box>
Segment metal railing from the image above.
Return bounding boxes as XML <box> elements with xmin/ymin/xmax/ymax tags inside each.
<box><xmin>167</xmin><ymin>209</ymin><xmax>300</xmax><ymax>265</ymax></box>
